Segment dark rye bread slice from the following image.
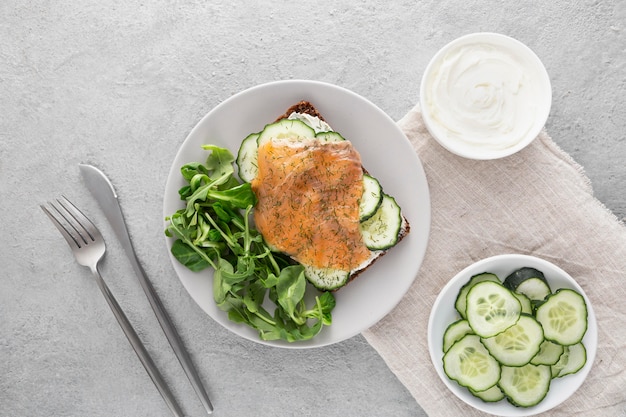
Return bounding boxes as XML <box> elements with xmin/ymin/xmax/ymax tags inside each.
<box><xmin>271</xmin><ymin>100</ymin><xmax>411</xmax><ymax>288</ymax></box>
<box><xmin>274</xmin><ymin>100</ymin><xmax>327</xmax><ymax>123</ymax></box>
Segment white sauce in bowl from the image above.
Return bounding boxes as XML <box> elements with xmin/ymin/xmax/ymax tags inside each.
<box><xmin>421</xmin><ymin>33</ymin><xmax>551</xmax><ymax>159</ymax></box>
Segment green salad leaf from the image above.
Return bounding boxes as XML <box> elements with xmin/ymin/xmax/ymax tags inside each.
<box><xmin>165</xmin><ymin>145</ymin><xmax>336</xmax><ymax>342</ymax></box>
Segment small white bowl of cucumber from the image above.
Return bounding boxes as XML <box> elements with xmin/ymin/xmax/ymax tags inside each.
<box><xmin>428</xmin><ymin>254</ymin><xmax>596</xmax><ymax>416</ymax></box>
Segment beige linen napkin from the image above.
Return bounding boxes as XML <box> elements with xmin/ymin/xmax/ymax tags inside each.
<box><xmin>362</xmin><ymin>105</ymin><xmax>626</xmax><ymax>417</ymax></box>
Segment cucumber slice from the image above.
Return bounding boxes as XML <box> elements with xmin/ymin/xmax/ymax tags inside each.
<box><xmin>503</xmin><ymin>267</ymin><xmax>548</xmax><ymax>291</ymax></box>
<box><xmin>466</xmin><ymin>281</ymin><xmax>522</xmax><ymax>338</ymax></box>
<box><xmin>513</xmin><ymin>291</ymin><xmax>533</xmax><ymax>315</ymax></box>
<box><xmin>454</xmin><ymin>273</ymin><xmax>501</xmax><ymax>319</ymax></box>
<box><xmin>531</xmin><ymin>340</ymin><xmax>565</xmax><ymax>366</ymax></box>
<box><xmin>359</xmin><ymin>194</ymin><xmax>402</xmax><ymax>251</ymax></box>
<box><xmin>557</xmin><ymin>342</ymin><xmax>587</xmax><ymax>377</ymax></box>
<box><xmin>499</xmin><ymin>363</ymin><xmax>552</xmax><ymax>407</ymax></box>
<box><xmin>481</xmin><ymin>314</ymin><xmax>544</xmax><ymax>366</ymax></box>
<box><xmin>551</xmin><ymin>343</ymin><xmax>587</xmax><ymax>378</ymax></box>
<box><xmin>469</xmin><ymin>385</ymin><xmax>505</xmax><ymax>403</ymax></box>
<box><xmin>302</xmin><ymin>264</ymin><xmax>350</xmax><ymax>291</ymax></box>
<box><xmin>535</xmin><ymin>288</ymin><xmax>588</xmax><ymax>345</ymax></box>
<box><xmin>443</xmin><ymin>335</ymin><xmax>501</xmax><ymax>392</ymax></box>
<box><xmin>257</xmin><ymin>119</ymin><xmax>316</xmax><ymax>148</ymax></box>
<box><xmin>236</xmin><ymin>132</ymin><xmax>260</xmax><ymax>183</ymax></box>
<box><xmin>315</xmin><ymin>131</ymin><xmax>345</xmax><ymax>142</ymax></box>
<box><xmin>515</xmin><ymin>278</ymin><xmax>552</xmax><ymax>302</ymax></box>
<box><xmin>238</xmin><ymin>120</ymin><xmax>318</xmax><ymax>183</ymax></box>
<box><xmin>443</xmin><ymin>319</ymin><xmax>473</xmax><ymax>353</ymax></box>
<box><xmin>359</xmin><ymin>175</ymin><xmax>383</xmax><ymax>222</ymax></box>
<box><xmin>550</xmin><ymin>345</ymin><xmax>568</xmax><ymax>377</ymax></box>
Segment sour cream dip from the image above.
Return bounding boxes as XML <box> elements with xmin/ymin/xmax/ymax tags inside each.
<box><xmin>420</xmin><ymin>33</ymin><xmax>551</xmax><ymax>159</ymax></box>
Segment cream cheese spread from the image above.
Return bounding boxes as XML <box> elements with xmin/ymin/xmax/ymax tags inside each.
<box><xmin>423</xmin><ymin>42</ymin><xmax>543</xmax><ymax>152</ymax></box>
<box><xmin>287</xmin><ymin>112</ymin><xmax>332</xmax><ymax>133</ymax></box>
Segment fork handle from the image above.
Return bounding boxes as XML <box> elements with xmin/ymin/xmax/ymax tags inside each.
<box><xmin>92</xmin><ymin>267</ymin><xmax>184</xmax><ymax>417</ymax></box>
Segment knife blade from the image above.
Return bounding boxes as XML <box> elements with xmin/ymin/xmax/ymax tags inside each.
<box><xmin>79</xmin><ymin>163</ymin><xmax>214</xmax><ymax>415</ymax></box>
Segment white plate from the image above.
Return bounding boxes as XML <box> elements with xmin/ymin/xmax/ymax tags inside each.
<box><xmin>428</xmin><ymin>254</ymin><xmax>597</xmax><ymax>416</ymax></box>
<box><xmin>163</xmin><ymin>80</ymin><xmax>431</xmax><ymax>348</ymax></box>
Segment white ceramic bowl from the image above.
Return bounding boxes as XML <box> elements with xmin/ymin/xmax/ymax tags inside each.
<box><xmin>428</xmin><ymin>254</ymin><xmax>596</xmax><ymax>416</ymax></box>
<box><xmin>420</xmin><ymin>33</ymin><xmax>552</xmax><ymax>160</ymax></box>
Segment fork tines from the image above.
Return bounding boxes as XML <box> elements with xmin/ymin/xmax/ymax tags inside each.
<box><xmin>41</xmin><ymin>196</ymin><xmax>98</xmax><ymax>249</ymax></box>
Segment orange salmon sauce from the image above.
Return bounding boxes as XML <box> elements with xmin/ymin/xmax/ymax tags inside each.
<box><xmin>251</xmin><ymin>139</ymin><xmax>371</xmax><ymax>271</ymax></box>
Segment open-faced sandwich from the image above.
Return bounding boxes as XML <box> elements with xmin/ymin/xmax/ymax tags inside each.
<box><xmin>236</xmin><ymin>101</ymin><xmax>410</xmax><ymax>291</ymax></box>
<box><xmin>166</xmin><ymin>100</ymin><xmax>411</xmax><ymax>342</ymax></box>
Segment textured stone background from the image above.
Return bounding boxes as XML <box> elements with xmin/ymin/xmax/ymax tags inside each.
<box><xmin>1</xmin><ymin>1</ymin><xmax>624</xmax><ymax>417</ymax></box>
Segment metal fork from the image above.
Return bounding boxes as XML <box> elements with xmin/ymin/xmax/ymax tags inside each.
<box><xmin>41</xmin><ymin>196</ymin><xmax>184</xmax><ymax>417</ymax></box>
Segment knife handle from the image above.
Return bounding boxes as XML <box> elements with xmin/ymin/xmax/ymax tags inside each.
<box><xmin>130</xmin><ymin>257</ymin><xmax>214</xmax><ymax>414</ymax></box>
<box><xmin>92</xmin><ymin>266</ymin><xmax>184</xmax><ymax>417</ymax></box>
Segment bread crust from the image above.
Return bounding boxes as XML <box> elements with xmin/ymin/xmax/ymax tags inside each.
<box><xmin>273</xmin><ymin>100</ymin><xmax>411</xmax><ymax>289</ymax></box>
<box><xmin>274</xmin><ymin>100</ymin><xmax>326</xmax><ymax>123</ymax></box>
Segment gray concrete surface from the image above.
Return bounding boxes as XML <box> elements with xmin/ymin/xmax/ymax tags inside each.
<box><xmin>2</xmin><ymin>1</ymin><xmax>624</xmax><ymax>417</ymax></box>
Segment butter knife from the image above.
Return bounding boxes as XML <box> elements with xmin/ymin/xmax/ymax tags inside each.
<box><xmin>79</xmin><ymin>164</ymin><xmax>214</xmax><ymax>415</ymax></box>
